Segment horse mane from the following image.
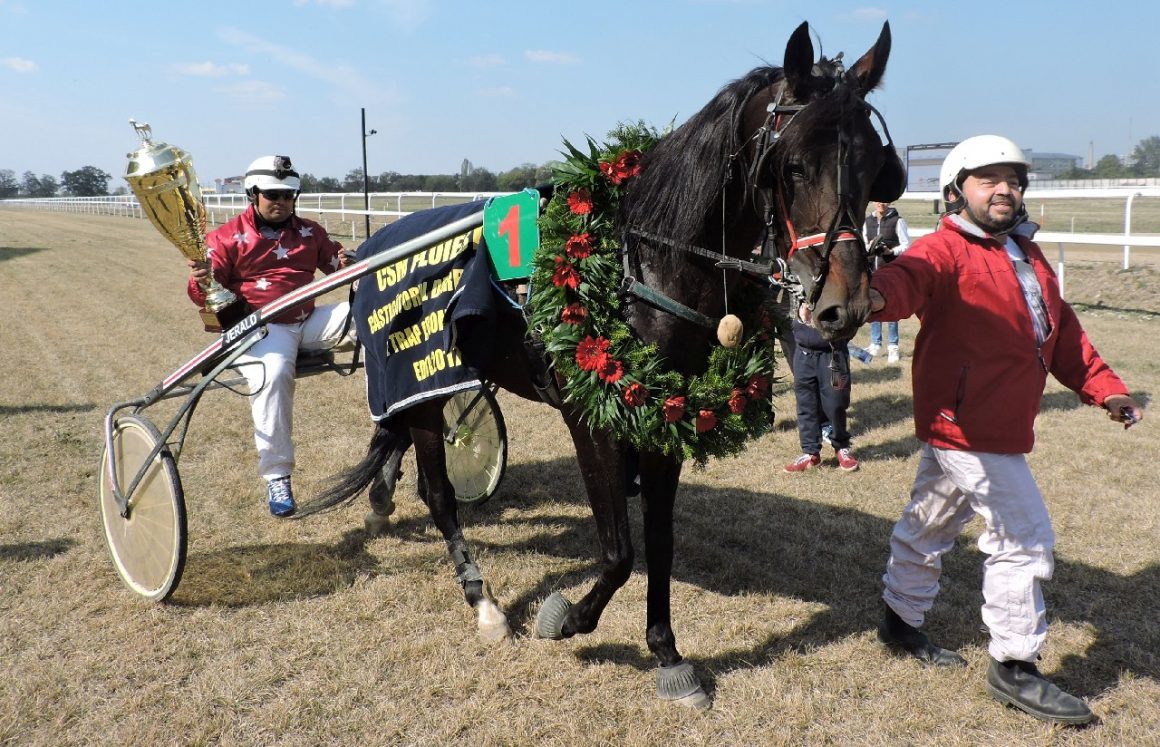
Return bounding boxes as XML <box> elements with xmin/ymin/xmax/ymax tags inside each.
<box><xmin>620</xmin><ymin>66</ymin><xmax>786</xmax><ymax>248</ymax></box>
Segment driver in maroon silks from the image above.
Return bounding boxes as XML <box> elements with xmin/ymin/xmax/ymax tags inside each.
<box><xmin>187</xmin><ymin>155</ymin><xmax>350</xmax><ymax>518</ymax></box>
<box><xmin>867</xmin><ymin>135</ymin><xmax>1144</xmax><ymax>725</ymax></box>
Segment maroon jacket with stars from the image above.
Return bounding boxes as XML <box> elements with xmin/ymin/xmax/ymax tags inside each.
<box><xmin>188</xmin><ymin>206</ymin><xmax>345</xmax><ymax>324</ymax></box>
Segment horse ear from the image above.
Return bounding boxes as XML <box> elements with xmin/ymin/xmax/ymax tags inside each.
<box><xmin>783</xmin><ymin>21</ymin><xmax>815</xmax><ymax>98</ymax></box>
<box><xmin>849</xmin><ymin>21</ymin><xmax>891</xmax><ymax>93</ymax></box>
<box><xmin>868</xmin><ymin>145</ymin><xmax>906</xmax><ymax>202</ymax></box>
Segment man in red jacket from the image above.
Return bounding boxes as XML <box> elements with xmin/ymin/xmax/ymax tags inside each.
<box><xmin>188</xmin><ymin>155</ymin><xmax>350</xmax><ymax>517</ymax></box>
<box><xmin>868</xmin><ymin>135</ymin><xmax>1144</xmax><ymax>725</ymax></box>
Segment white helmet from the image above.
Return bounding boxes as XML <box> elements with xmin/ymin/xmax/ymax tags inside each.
<box><xmin>243</xmin><ymin>154</ymin><xmax>300</xmax><ymax>193</ymax></box>
<box><xmin>939</xmin><ymin>135</ymin><xmax>1030</xmax><ymax>202</ymax></box>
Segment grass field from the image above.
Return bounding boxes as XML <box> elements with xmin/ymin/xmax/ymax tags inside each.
<box><xmin>0</xmin><ymin>209</ymin><xmax>1157</xmax><ymax>745</ymax></box>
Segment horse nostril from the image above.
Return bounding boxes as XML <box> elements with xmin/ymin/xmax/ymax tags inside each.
<box><xmin>814</xmin><ymin>305</ymin><xmax>845</xmax><ymax>328</ymax></box>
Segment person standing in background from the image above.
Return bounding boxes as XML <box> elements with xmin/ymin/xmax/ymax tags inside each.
<box><xmin>863</xmin><ymin>201</ymin><xmax>910</xmax><ymax>363</ymax></box>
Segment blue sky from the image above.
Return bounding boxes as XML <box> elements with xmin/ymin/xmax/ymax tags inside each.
<box><xmin>2</xmin><ymin>0</ymin><xmax>1158</xmax><ymax>188</ymax></box>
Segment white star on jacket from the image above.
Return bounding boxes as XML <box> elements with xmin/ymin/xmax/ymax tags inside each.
<box><xmin>294</xmin><ymin>309</ymin><xmax>310</xmax><ymax>322</ymax></box>
<box><xmin>273</xmin><ymin>244</ymin><xmax>291</xmax><ymax>260</ymax></box>
<box><xmin>255</xmin><ymin>278</ymin><xmax>270</xmax><ymax>291</ymax></box>
<box><xmin>329</xmin><ymin>254</ymin><xmax>341</xmax><ymax>270</ymax></box>
<box><xmin>298</xmin><ymin>226</ymin><xmax>314</xmax><ymax>237</ymax></box>
<box><xmin>234</xmin><ymin>231</ymin><xmax>248</xmax><ymax>246</ymax></box>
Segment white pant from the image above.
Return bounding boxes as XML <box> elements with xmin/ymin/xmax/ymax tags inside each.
<box><xmin>235</xmin><ymin>302</ymin><xmax>351</xmax><ymax>481</ymax></box>
<box><xmin>882</xmin><ymin>444</ymin><xmax>1056</xmax><ymax>662</ymax></box>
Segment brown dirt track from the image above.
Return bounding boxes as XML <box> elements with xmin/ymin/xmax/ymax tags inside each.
<box><xmin>1</xmin><ymin>209</ymin><xmax>1157</xmax><ymax>746</ymax></box>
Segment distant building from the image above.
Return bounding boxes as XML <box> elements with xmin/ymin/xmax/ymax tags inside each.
<box><xmin>1025</xmin><ymin>151</ymin><xmax>1081</xmax><ymax>180</ymax></box>
<box><xmin>215</xmin><ymin>175</ymin><xmax>245</xmax><ymax>194</ymax></box>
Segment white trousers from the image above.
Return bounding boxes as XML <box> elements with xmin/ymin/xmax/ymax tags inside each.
<box><xmin>235</xmin><ymin>302</ymin><xmax>351</xmax><ymax>481</ymax></box>
<box><xmin>882</xmin><ymin>444</ymin><xmax>1056</xmax><ymax>662</ymax></box>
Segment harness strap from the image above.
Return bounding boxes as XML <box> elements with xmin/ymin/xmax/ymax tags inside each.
<box><xmin>625</xmin><ymin>228</ymin><xmax>774</xmax><ymax>276</ymax></box>
<box><xmin>620</xmin><ymin>275</ymin><xmax>716</xmax><ymax>330</ymax></box>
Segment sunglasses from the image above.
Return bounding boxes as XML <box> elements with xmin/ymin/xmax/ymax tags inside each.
<box><xmin>260</xmin><ymin>189</ymin><xmax>296</xmax><ymax>201</ymax></box>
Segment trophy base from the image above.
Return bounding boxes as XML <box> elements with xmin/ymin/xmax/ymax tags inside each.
<box><xmin>198</xmin><ymin>300</ymin><xmax>252</xmax><ymax>333</ymax></box>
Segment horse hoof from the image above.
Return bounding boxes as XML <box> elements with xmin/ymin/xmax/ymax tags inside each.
<box><xmin>534</xmin><ymin>592</ymin><xmax>572</xmax><ymax>640</ymax></box>
<box><xmin>657</xmin><ymin>661</ymin><xmax>711</xmax><ymax>710</ymax></box>
<box><xmin>364</xmin><ymin>511</ymin><xmax>391</xmax><ymax>537</ymax></box>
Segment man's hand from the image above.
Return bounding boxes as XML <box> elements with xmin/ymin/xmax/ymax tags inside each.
<box><xmin>187</xmin><ymin>258</ymin><xmax>211</xmax><ymax>282</ymax></box>
<box><xmin>1104</xmin><ymin>394</ymin><xmax>1144</xmax><ymax>429</ymax></box>
<box><xmin>869</xmin><ymin>237</ymin><xmax>892</xmax><ymax>257</ymax></box>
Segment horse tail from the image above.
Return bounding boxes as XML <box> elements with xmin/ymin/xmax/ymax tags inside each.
<box><xmin>294</xmin><ymin>423</ymin><xmax>402</xmax><ymax>518</ymax></box>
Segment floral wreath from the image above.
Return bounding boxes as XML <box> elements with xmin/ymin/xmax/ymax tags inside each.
<box><xmin>528</xmin><ymin>122</ymin><xmax>782</xmax><ymax>465</ymax></box>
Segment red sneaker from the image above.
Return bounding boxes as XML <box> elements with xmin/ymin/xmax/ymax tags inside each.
<box><xmin>784</xmin><ymin>453</ymin><xmax>821</xmax><ymax>473</ymax></box>
<box><xmin>836</xmin><ymin>447</ymin><xmax>860</xmax><ymax>471</ymax></box>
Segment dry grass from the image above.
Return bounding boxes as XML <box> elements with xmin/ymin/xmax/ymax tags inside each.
<box><xmin>1</xmin><ymin>210</ymin><xmax>1157</xmax><ymax>746</ymax></box>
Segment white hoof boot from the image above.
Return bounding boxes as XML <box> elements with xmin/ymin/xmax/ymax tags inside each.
<box><xmin>657</xmin><ymin>661</ymin><xmax>711</xmax><ymax>710</ymax></box>
<box><xmin>534</xmin><ymin>592</ymin><xmax>572</xmax><ymax>639</ymax></box>
<box><xmin>476</xmin><ymin>588</ymin><xmax>512</xmax><ymax>643</ymax></box>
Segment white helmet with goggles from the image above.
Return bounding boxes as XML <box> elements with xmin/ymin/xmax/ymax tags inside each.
<box><xmin>939</xmin><ymin>135</ymin><xmax>1030</xmax><ymax>205</ymax></box>
<box><xmin>244</xmin><ymin>154</ymin><xmax>300</xmax><ymax>194</ymax></box>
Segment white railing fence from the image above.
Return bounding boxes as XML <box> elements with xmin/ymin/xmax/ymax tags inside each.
<box><xmin>4</xmin><ymin>190</ymin><xmax>1158</xmax><ymax>300</ymax></box>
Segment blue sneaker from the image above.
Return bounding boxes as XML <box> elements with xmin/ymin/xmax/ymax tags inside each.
<box><xmin>267</xmin><ymin>476</ymin><xmax>296</xmax><ymax>517</ymax></box>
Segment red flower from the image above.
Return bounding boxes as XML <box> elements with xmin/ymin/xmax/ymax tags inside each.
<box><xmin>623</xmin><ymin>382</ymin><xmax>648</xmax><ymax>407</ymax></box>
<box><xmin>551</xmin><ymin>255</ymin><xmax>580</xmax><ymax>290</ymax></box>
<box><xmin>561</xmin><ymin>302</ymin><xmax>587</xmax><ymax>324</ymax></box>
<box><xmin>575</xmin><ymin>335</ymin><xmax>611</xmax><ymax>371</ymax></box>
<box><xmin>598</xmin><ymin>150</ymin><xmax>643</xmax><ymax>186</ymax></box>
<box><xmin>662</xmin><ymin>395</ymin><xmax>686</xmax><ymax>424</ymax></box>
<box><xmin>567</xmin><ymin>188</ymin><xmax>593</xmax><ymax>215</ymax></box>
<box><xmin>615</xmin><ymin>150</ymin><xmax>642</xmax><ymax>181</ymax></box>
<box><xmin>695</xmin><ymin>409</ymin><xmax>717</xmax><ymax>433</ymax></box>
<box><xmin>597</xmin><ymin>357</ymin><xmax>624</xmax><ymax>384</ymax></box>
<box><xmin>565</xmin><ymin>232</ymin><xmax>594</xmax><ymax>259</ymax></box>
<box><xmin>746</xmin><ymin>374</ymin><xmax>770</xmax><ymax>398</ymax></box>
<box><xmin>728</xmin><ymin>388</ymin><xmax>748</xmax><ymax>414</ymax></box>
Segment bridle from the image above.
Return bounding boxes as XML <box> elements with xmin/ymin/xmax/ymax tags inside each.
<box><xmin>753</xmin><ymin>75</ymin><xmax>897</xmax><ymax>311</ymax></box>
<box><xmin>617</xmin><ymin>61</ymin><xmax>897</xmax><ymax>338</ymax></box>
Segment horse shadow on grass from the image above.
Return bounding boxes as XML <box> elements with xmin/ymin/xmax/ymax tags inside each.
<box><xmin>0</xmin><ymin>246</ymin><xmax>49</xmax><ymax>262</ymax></box>
<box><xmin>0</xmin><ymin>538</ymin><xmax>75</xmax><ymax>562</ymax></box>
<box><xmin>436</xmin><ymin>456</ymin><xmax>1160</xmax><ymax>698</ymax></box>
<box><xmin>166</xmin><ymin>451</ymin><xmax>1158</xmax><ymax>700</ymax></box>
<box><xmin>169</xmin><ymin>528</ymin><xmax>384</xmax><ymax>608</ymax></box>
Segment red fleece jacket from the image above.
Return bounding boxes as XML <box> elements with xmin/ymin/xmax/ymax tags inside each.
<box><xmin>870</xmin><ymin>214</ymin><xmax>1128</xmax><ymax>453</ymax></box>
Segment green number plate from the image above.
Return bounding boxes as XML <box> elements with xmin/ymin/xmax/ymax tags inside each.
<box><xmin>483</xmin><ymin>188</ymin><xmax>540</xmax><ymax>281</ymax></box>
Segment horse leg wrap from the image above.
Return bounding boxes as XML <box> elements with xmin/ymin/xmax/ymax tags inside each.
<box><xmin>447</xmin><ymin>538</ymin><xmax>483</xmax><ymax>587</ymax></box>
<box><xmin>657</xmin><ymin>661</ymin><xmax>711</xmax><ymax>710</ymax></box>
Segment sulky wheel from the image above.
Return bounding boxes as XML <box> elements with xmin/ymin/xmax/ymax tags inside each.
<box><xmin>98</xmin><ymin>414</ymin><xmax>187</xmax><ymax>602</ymax></box>
<box><xmin>443</xmin><ymin>387</ymin><xmax>507</xmax><ymax>506</ymax></box>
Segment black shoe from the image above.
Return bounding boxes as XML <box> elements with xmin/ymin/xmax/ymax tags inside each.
<box><xmin>985</xmin><ymin>658</ymin><xmax>1094</xmax><ymax>725</ymax></box>
<box><xmin>878</xmin><ymin>606</ymin><xmax>967</xmax><ymax>667</ymax></box>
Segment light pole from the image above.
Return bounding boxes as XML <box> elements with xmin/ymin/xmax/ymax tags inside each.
<box><xmin>361</xmin><ymin>107</ymin><xmax>377</xmax><ymax>240</ymax></box>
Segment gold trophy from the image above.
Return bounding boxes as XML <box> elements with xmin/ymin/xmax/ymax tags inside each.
<box><xmin>124</xmin><ymin>119</ymin><xmax>243</xmax><ymax>332</ymax></box>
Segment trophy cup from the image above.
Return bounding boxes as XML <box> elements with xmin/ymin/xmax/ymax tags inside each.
<box><xmin>124</xmin><ymin>119</ymin><xmax>245</xmax><ymax>332</ymax></box>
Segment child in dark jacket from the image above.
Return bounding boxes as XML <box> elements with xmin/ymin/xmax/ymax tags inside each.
<box><xmin>785</xmin><ymin>304</ymin><xmax>859</xmax><ymax>472</ymax></box>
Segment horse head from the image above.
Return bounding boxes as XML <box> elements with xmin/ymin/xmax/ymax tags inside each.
<box><xmin>759</xmin><ymin>21</ymin><xmax>904</xmax><ymax>341</ymax></box>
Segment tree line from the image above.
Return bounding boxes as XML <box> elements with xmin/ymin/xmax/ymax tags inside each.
<box><xmin>5</xmin><ymin>136</ymin><xmax>1159</xmax><ymax>200</ymax></box>
<box><xmin>0</xmin><ymin>166</ymin><xmax>114</xmax><ymax>198</ymax></box>
<box><xmin>0</xmin><ymin>159</ymin><xmax>559</xmax><ymax>199</ymax></box>
<box><xmin>1058</xmin><ymin>136</ymin><xmax>1160</xmax><ymax>179</ymax></box>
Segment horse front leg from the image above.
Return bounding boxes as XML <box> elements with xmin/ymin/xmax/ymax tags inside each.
<box><xmin>409</xmin><ymin>402</ymin><xmax>511</xmax><ymax>643</ymax></box>
<box><xmin>534</xmin><ymin>411</ymin><xmax>632</xmax><ymax>641</ymax></box>
<box><xmin>638</xmin><ymin>450</ymin><xmax>709</xmax><ymax>709</ymax></box>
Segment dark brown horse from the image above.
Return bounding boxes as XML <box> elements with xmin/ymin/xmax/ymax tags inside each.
<box><xmin>311</xmin><ymin>21</ymin><xmax>903</xmax><ymax>708</ymax></box>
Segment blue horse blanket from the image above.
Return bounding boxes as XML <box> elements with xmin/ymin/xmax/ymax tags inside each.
<box><xmin>354</xmin><ymin>201</ymin><xmax>500</xmax><ymax>421</ymax></box>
